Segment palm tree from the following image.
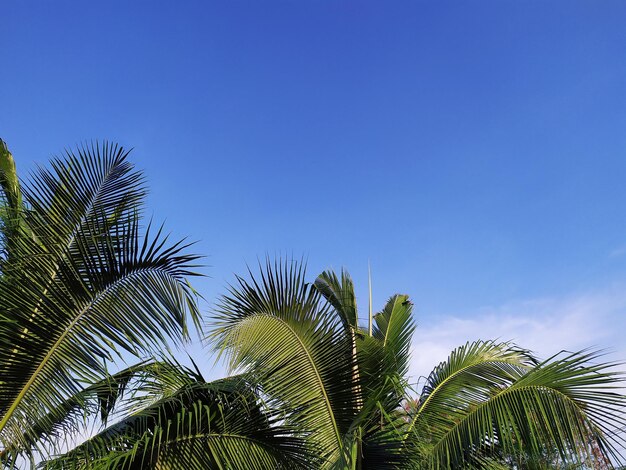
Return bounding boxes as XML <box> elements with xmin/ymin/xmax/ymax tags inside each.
<box><xmin>6</xmin><ymin>138</ymin><xmax>624</xmax><ymax>468</ymax></box>
<box><xmin>45</xmin><ymin>259</ymin><xmax>626</xmax><ymax>469</ymax></box>
<box><xmin>0</xmin><ymin>140</ymin><xmax>202</xmax><ymax>466</ymax></box>
<box><xmin>210</xmin><ymin>259</ymin><xmax>626</xmax><ymax>469</ymax></box>
<box><xmin>0</xmin><ymin>141</ymin><xmax>312</xmax><ymax>470</ymax></box>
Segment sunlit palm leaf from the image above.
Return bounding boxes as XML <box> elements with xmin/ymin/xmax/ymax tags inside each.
<box><xmin>0</xmin><ymin>143</ymin><xmax>200</xmax><ymax>461</ymax></box>
<box><xmin>372</xmin><ymin>295</ymin><xmax>415</xmax><ymax>380</ymax></box>
<box><xmin>211</xmin><ymin>260</ymin><xmax>360</xmax><ymax>466</ymax></box>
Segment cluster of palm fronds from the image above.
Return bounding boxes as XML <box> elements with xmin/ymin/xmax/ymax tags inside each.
<box><xmin>0</xmin><ymin>140</ymin><xmax>624</xmax><ymax>469</ymax></box>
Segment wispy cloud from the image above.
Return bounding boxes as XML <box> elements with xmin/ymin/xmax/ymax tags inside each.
<box><xmin>409</xmin><ymin>284</ymin><xmax>626</xmax><ymax>383</ymax></box>
<box><xmin>610</xmin><ymin>246</ymin><xmax>626</xmax><ymax>258</ymax></box>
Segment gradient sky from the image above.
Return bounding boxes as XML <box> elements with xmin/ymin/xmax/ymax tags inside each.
<box><xmin>2</xmin><ymin>1</ymin><xmax>626</xmax><ymax>380</ymax></box>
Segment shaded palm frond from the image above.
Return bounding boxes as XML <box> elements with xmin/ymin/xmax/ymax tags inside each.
<box><xmin>0</xmin><ymin>139</ymin><xmax>26</xmax><ymax>269</ymax></box>
<box><xmin>0</xmin><ymin>140</ymin><xmax>21</xmax><ymax>212</ymax></box>
<box><xmin>42</xmin><ymin>371</ymin><xmax>309</xmax><ymax>470</ymax></box>
<box><xmin>4</xmin><ymin>361</ymin><xmax>158</xmax><ymax>460</ymax></box>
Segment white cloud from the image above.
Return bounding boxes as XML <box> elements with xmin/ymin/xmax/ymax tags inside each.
<box><xmin>409</xmin><ymin>284</ymin><xmax>626</xmax><ymax>384</ymax></box>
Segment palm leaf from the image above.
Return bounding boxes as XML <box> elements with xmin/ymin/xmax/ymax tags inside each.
<box><xmin>0</xmin><ymin>140</ymin><xmax>21</xmax><ymax>212</ymax></box>
<box><xmin>42</xmin><ymin>372</ymin><xmax>309</xmax><ymax>470</ymax></box>
<box><xmin>0</xmin><ymin>139</ymin><xmax>26</xmax><ymax>268</ymax></box>
<box><xmin>5</xmin><ymin>361</ymin><xmax>156</xmax><ymax>460</ymax></box>
<box><xmin>355</xmin><ymin>295</ymin><xmax>415</xmax><ymax>426</ymax></box>
<box><xmin>211</xmin><ymin>259</ymin><xmax>359</xmax><ymax>466</ymax></box>
<box><xmin>411</xmin><ymin>344</ymin><xmax>626</xmax><ymax>468</ymax></box>
<box><xmin>372</xmin><ymin>295</ymin><xmax>415</xmax><ymax>379</ymax></box>
<box><xmin>0</xmin><ymin>143</ymin><xmax>201</xmax><ymax>460</ymax></box>
<box><xmin>314</xmin><ymin>269</ymin><xmax>358</xmax><ymax>330</ymax></box>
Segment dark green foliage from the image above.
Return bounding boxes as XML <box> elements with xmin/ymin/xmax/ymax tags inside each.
<box><xmin>42</xmin><ymin>366</ymin><xmax>310</xmax><ymax>470</ymax></box>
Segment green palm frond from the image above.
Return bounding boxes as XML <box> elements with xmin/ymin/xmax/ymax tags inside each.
<box><xmin>415</xmin><ymin>341</ymin><xmax>538</xmax><ymax>423</ymax></box>
<box><xmin>0</xmin><ymin>140</ymin><xmax>21</xmax><ymax>212</ymax></box>
<box><xmin>409</xmin><ymin>343</ymin><xmax>626</xmax><ymax>468</ymax></box>
<box><xmin>337</xmin><ymin>295</ymin><xmax>416</xmax><ymax>469</ymax></box>
<box><xmin>354</xmin><ymin>295</ymin><xmax>415</xmax><ymax>426</ymax></box>
<box><xmin>372</xmin><ymin>295</ymin><xmax>415</xmax><ymax>378</ymax></box>
<box><xmin>0</xmin><ymin>143</ymin><xmax>201</xmax><ymax>461</ymax></box>
<box><xmin>0</xmin><ymin>360</ymin><xmax>190</xmax><ymax>468</ymax></box>
<box><xmin>314</xmin><ymin>269</ymin><xmax>358</xmax><ymax>330</ymax></box>
<box><xmin>9</xmin><ymin>361</ymin><xmax>153</xmax><ymax>455</ymax></box>
<box><xmin>42</xmin><ymin>371</ymin><xmax>309</xmax><ymax>470</ymax></box>
<box><xmin>210</xmin><ymin>261</ymin><xmax>626</xmax><ymax>469</ymax></box>
<box><xmin>344</xmin><ymin>404</ymin><xmax>413</xmax><ymax>469</ymax></box>
<box><xmin>314</xmin><ymin>269</ymin><xmax>364</xmax><ymax>426</ymax></box>
<box><xmin>0</xmin><ymin>139</ymin><xmax>26</xmax><ymax>267</ymax></box>
<box><xmin>212</xmin><ymin>258</ymin><xmax>323</xmax><ymax>329</ymax></box>
<box><xmin>211</xmin><ymin>260</ymin><xmax>360</xmax><ymax>466</ymax></box>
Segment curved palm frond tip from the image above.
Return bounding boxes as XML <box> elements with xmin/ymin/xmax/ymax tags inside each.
<box><xmin>0</xmin><ymin>141</ymin><xmax>201</xmax><ymax>463</ymax></box>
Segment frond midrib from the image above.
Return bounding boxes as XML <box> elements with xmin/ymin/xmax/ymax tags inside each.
<box><xmin>429</xmin><ymin>382</ymin><xmax>592</xmax><ymax>463</ymax></box>
<box><xmin>406</xmin><ymin>355</ymin><xmax>530</xmax><ymax>440</ymax></box>
<box><xmin>234</xmin><ymin>313</ymin><xmax>344</xmax><ymax>458</ymax></box>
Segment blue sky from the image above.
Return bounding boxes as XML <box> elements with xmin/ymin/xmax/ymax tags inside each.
<box><xmin>2</xmin><ymin>1</ymin><xmax>626</xmax><ymax>378</ymax></box>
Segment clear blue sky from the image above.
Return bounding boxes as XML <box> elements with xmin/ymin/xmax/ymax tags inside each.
<box><xmin>2</xmin><ymin>1</ymin><xmax>626</xmax><ymax>375</ymax></box>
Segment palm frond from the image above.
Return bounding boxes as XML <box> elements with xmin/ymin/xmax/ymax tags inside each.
<box><xmin>0</xmin><ymin>140</ymin><xmax>21</xmax><ymax>212</ymax></box>
<box><xmin>372</xmin><ymin>295</ymin><xmax>415</xmax><ymax>378</ymax></box>
<box><xmin>8</xmin><ymin>361</ymin><xmax>154</xmax><ymax>457</ymax></box>
<box><xmin>211</xmin><ymin>259</ymin><xmax>360</xmax><ymax>465</ymax></box>
<box><xmin>411</xmin><ymin>344</ymin><xmax>626</xmax><ymax>468</ymax></box>
<box><xmin>416</xmin><ymin>341</ymin><xmax>538</xmax><ymax>421</ymax></box>
<box><xmin>42</xmin><ymin>373</ymin><xmax>309</xmax><ymax>470</ymax></box>
<box><xmin>314</xmin><ymin>269</ymin><xmax>358</xmax><ymax>330</ymax></box>
<box><xmin>0</xmin><ymin>139</ymin><xmax>26</xmax><ymax>269</ymax></box>
<box><xmin>0</xmin><ymin>143</ymin><xmax>201</xmax><ymax>459</ymax></box>
<box><xmin>353</xmin><ymin>294</ymin><xmax>415</xmax><ymax>425</ymax></box>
